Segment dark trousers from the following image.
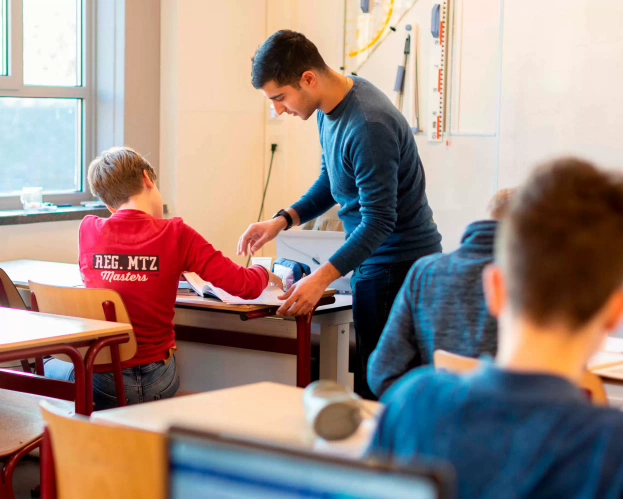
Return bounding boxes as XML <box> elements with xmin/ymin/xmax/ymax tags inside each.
<box><xmin>351</xmin><ymin>260</ymin><xmax>415</xmax><ymax>400</ymax></box>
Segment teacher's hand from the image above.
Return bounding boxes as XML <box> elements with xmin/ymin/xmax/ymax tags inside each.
<box><xmin>276</xmin><ymin>263</ymin><xmax>341</xmax><ymax>316</ymax></box>
<box><xmin>276</xmin><ymin>274</ymin><xmax>326</xmax><ymax>316</ymax></box>
<box><xmin>237</xmin><ymin>218</ymin><xmax>286</xmax><ymax>257</ymax></box>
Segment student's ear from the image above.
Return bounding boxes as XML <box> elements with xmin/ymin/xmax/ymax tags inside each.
<box><xmin>602</xmin><ymin>290</ymin><xmax>623</xmax><ymax>333</ymax></box>
<box><xmin>143</xmin><ymin>170</ymin><xmax>155</xmax><ymax>189</ymax></box>
<box><xmin>106</xmin><ymin>205</ymin><xmax>116</xmax><ymax>214</ymax></box>
<box><xmin>300</xmin><ymin>70</ymin><xmax>317</xmax><ymax>89</ymax></box>
<box><xmin>483</xmin><ymin>264</ymin><xmax>506</xmax><ymax>318</ymax></box>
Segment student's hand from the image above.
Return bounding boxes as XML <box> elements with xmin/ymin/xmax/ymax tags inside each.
<box><xmin>237</xmin><ymin>218</ymin><xmax>286</xmax><ymax>257</ymax></box>
<box><xmin>276</xmin><ymin>264</ymin><xmax>341</xmax><ymax>316</ymax></box>
<box><xmin>267</xmin><ymin>270</ymin><xmax>284</xmax><ymax>290</ymax></box>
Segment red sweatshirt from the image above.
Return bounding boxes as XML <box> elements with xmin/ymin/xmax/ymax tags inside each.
<box><xmin>79</xmin><ymin>210</ymin><xmax>268</xmax><ymax>367</ymax></box>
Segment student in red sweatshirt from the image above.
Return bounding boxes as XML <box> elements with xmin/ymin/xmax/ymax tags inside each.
<box><xmin>44</xmin><ymin>146</ymin><xmax>282</xmax><ymax>410</ymax></box>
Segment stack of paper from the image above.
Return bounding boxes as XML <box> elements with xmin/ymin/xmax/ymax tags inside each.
<box><xmin>182</xmin><ymin>272</ymin><xmax>284</xmax><ymax>306</ymax></box>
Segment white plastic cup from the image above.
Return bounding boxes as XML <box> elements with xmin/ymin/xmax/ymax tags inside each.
<box><xmin>303</xmin><ymin>380</ymin><xmax>362</xmax><ymax>441</ymax></box>
<box><xmin>251</xmin><ymin>257</ymin><xmax>273</xmax><ymax>271</ymax></box>
<box><xmin>20</xmin><ymin>187</ymin><xmax>43</xmax><ymax>210</ymax></box>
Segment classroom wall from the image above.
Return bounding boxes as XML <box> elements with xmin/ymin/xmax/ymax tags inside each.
<box><xmin>0</xmin><ymin>1</ymin><xmax>161</xmax><ymax>264</ymax></box>
<box><xmin>159</xmin><ymin>0</ymin><xmax>267</xmax><ymax>265</ymax></box>
<box><xmin>260</xmin><ymin>0</ymin><xmax>346</xmax><ymax>258</ymax></box>
<box><xmin>497</xmin><ymin>0</ymin><xmax>623</xmax><ymax>187</ymax></box>
<box><xmin>260</xmin><ymin>0</ymin><xmax>502</xmax><ymax>253</ymax></box>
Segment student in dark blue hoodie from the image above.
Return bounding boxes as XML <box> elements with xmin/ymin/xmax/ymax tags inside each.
<box><xmin>368</xmin><ymin>159</ymin><xmax>623</xmax><ymax>499</ymax></box>
<box><xmin>368</xmin><ymin>189</ymin><xmax>515</xmax><ymax>397</ymax></box>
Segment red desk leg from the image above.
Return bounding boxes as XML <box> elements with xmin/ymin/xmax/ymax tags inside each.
<box><xmin>41</xmin><ymin>428</ymin><xmax>56</xmax><ymax>499</ymax></box>
<box><xmin>0</xmin><ymin>344</ymin><xmax>85</xmax><ymax>415</ymax></box>
<box><xmin>295</xmin><ymin>312</ymin><xmax>314</xmax><ymax>388</ymax></box>
<box><xmin>241</xmin><ymin>297</ymin><xmax>335</xmax><ymax>388</ymax></box>
<box><xmin>84</xmin><ymin>334</ymin><xmax>129</xmax><ymax>415</ymax></box>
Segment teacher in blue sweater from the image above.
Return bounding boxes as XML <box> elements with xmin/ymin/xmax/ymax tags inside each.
<box><xmin>238</xmin><ymin>30</ymin><xmax>442</xmax><ymax>399</ymax></box>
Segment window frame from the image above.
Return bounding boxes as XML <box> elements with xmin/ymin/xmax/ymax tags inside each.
<box><xmin>0</xmin><ymin>0</ymin><xmax>96</xmax><ymax>210</ymax></box>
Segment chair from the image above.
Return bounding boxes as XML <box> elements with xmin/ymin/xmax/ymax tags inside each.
<box><xmin>0</xmin><ymin>268</ymin><xmax>27</xmax><ymax>310</ymax></box>
<box><xmin>40</xmin><ymin>400</ymin><xmax>166</xmax><ymax>499</ymax></box>
<box><xmin>0</xmin><ymin>391</ymin><xmax>73</xmax><ymax>499</ymax></box>
<box><xmin>0</xmin><ymin>268</ymin><xmax>35</xmax><ymax>372</ymax></box>
<box><xmin>28</xmin><ymin>282</ymin><xmax>138</xmax><ymax>409</ymax></box>
<box><xmin>433</xmin><ymin>349</ymin><xmax>609</xmax><ymax>406</ymax></box>
<box><xmin>433</xmin><ymin>350</ymin><xmax>480</xmax><ymax>374</ymax></box>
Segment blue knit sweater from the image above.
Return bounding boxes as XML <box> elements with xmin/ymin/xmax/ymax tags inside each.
<box><xmin>368</xmin><ymin>220</ymin><xmax>499</xmax><ymax>397</ymax></box>
<box><xmin>291</xmin><ymin>76</ymin><xmax>442</xmax><ymax>275</ymax></box>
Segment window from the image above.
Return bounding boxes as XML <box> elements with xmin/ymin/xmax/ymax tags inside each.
<box><xmin>0</xmin><ymin>0</ymin><xmax>92</xmax><ymax>209</ymax></box>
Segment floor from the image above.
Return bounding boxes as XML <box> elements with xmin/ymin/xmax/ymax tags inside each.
<box><xmin>11</xmin><ymin>457</ymin><xmax>40</xmax><ymax>499</ymax></box>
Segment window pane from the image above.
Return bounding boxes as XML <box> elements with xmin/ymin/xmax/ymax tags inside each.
<box><xmin>0</xmin><ymin>98</ymin><xmax>81</xmax><ymax>196</ymax></box>
<box><xmin>1</xmin><ymin>0</ymin><xmax>6</xmax><ymax>76</ymax></box>
<box><xmin>23</xmin><ymin>0</ymin><xmax>81</xmax><ymax>86</ymax></box>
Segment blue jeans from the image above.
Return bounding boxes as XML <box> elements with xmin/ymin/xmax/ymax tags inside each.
<box><xmin>351</xmin><ymin>260</ymin><xmax>415</xmax><ymax>401</ymax></box>
<box><xmin>44</xmin><ymin>355</ymin><xmax>180</xmax><ymax>411</ymax></box>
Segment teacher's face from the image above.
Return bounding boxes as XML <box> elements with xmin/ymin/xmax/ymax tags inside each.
<box><xmin>262</xmin><ymin>76</ymin><xmax>319</xmax><ymax>121</ymax></box>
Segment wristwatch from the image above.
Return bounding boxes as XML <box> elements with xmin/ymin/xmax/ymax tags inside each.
<box><xmin>273</xmin><ymin>209</ymin><xmax>293</xmax><ymax>231</ymax></box>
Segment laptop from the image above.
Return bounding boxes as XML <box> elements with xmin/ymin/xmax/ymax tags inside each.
<box><xmin>276</xmin><ymin>230</ymin><xmax>353</xmax><ymax>293</ymax></box>
<box><xmin>168</xmin><ymin>427</ymin><xmax>455</xmax><ymax>499</ymax></box>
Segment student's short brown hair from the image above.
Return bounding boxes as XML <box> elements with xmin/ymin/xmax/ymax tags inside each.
<box><xmin>87</xmin><ymin>147</ymin><xmax>156</xmax><ymax>209</ymax></box>
<box><xmin>497</xmin><ymin>157</ymin><xmax>623</xmax><ymax>329</ymax></box>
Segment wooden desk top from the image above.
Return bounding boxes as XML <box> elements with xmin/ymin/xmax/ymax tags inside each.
<box><xmin>0</xmin><ymin>259</ymin><xmax>83</xmax><ymax>288</ymax></box>
<box><xmin>0</xmin><ymin>308</ymin><xmax>132</xmax><ymax>354</ymax></box>
<box><xmin>92</xmin><ymin>382</ymin><xmax>380</xmax><ymax>458</ymax></box>
<box><xmin>175</xmin><ymin>289</ymin><xmax>338</xmax><ymax>313</ymax></box>
<box><xmin>1</xmin><ymin>259</ymin><xmax>346</xmax><ymax>314</ymax></box>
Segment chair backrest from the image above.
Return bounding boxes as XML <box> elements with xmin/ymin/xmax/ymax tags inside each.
<box><xmin>433</xmin><ymin>350</ymin><xmax>480</xmax><ymax>374</ymax></box>
<box><xmin>41</xmin><ymin>400</ymin><xmax>166</xmax><ymax>499</ymax></box>
<box><xmin>433</xmin><ymin>349</ymin><xmax>609</xmax><ymax>406</ymax></box>
<box><xmin>29</xmin><ymin>281</ymin><xmax>137</xmax><ymax>365</ymax></box>
<box><xmin>0</xmin><ymin>268</ymin><xmax>27</xmax><ymax>310</ymax></box>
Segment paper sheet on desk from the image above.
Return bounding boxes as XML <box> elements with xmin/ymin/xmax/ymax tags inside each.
<box><xmin>589</xmin><ymin>337</ymin><xmax>623</xmax><ymax>379</ymax></box>
<box><xmin>183</xmin><ymin>272</ymin><xmax>284</xmax><ymax>306</ymax></box>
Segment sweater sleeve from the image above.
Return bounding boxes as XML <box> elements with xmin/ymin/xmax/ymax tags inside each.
<box><xmin>290</xmin><ymin>153</ymin><xmax>337</xmax><ymax>225</ymax></box>
<box><xmin>329</xmin><ymin>122</ymin><xmax>399</xmax><ymax>275</ymax></box>
<box><xmin>368</xmin><ymin>264</ymin><xmax>422</xmax><ymax>397</ymax></box>
<box><xmin>180</xmin><ymin>223</ymin><xmax>268</xmax><ymax>299</ymax></box>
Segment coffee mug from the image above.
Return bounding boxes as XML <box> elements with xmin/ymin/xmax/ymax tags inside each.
<box><xmin>20</xmin><ymin>187</ymin><xmax>43</xmax><ymax>210</ymax></box>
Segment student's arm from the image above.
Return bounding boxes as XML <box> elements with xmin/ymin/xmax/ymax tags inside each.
<box><xmin>290</xmin><ymin>154</ymin><xmax>337</xmax><ymax>225</ymax></box>
<box><xmin>181</xmin><ymin>224</ymin><xmax>268</xmax><ymax>299</ymax></box>
<box><xmin>328</xmin><ymin>122</ymin><xmax>399</xmax><ymax>276</ymax></box>
<box><xmin>368</xmin><ymin>266</ymin><xmax>422</xmax><ymax>397</ymax></box>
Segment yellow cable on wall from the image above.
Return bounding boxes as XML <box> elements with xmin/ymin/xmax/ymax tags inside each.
<box><xmin>347</xmin><ymin>0</ymin><xmax>395</xmax><ymax>58</ymax></box>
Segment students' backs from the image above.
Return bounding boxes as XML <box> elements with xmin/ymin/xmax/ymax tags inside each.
<box><xmin>80</xmin><ymin>210</ymin><xmax>268</xmax><ymax>367</ymax></box>
<box><xmin>368</xmin><ymin>364</ymin><xmax>623</xmax><ymax>499</ymax></box>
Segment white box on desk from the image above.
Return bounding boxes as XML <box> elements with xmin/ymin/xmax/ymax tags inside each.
<box><xmin>276</xmin><ymin>230</ymin><xmax>352</xmax><ymax>294</ymax></box>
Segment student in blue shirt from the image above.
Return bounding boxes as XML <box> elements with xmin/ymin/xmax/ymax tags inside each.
<box><xmin>237</xmin><ymin>30</ymin><xmax>441</xmax><ymax>399</ymax></box>
<box><xmin>368</xmin><ymin>189</ymin><xmax>514</xmax><ymax>397</ymax></box>
<box><xmin>368</xmin><ymin>158</ymin><xmax>623</xmax><ymax>499</ymax></box>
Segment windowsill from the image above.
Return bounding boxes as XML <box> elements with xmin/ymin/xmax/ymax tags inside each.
<box><xmin>0</xmin><ymin>206</ymin><xmax>111</xmax><ymax>227</ymax></box>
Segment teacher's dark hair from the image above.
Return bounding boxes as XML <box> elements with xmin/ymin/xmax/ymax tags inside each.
<box><xmin>251</xmin><ymin>30</ymin><xmax>328</xmax><ymax>89</ymax></box>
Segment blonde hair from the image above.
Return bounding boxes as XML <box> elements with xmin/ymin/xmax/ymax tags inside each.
<box><xmin>87</xmin><ymin>147</ymin><xmax>156</xmax><ymax>209</ymax></box>
<box><xmin>487</xmin><ymin>188</ymin><xmax>516</xmax><ymax>221</ymax></box>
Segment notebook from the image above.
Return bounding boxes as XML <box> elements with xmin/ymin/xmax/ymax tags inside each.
<box><xmin>182</xmin><ymin>272</ymin><xmax>284</xmax><ymax>306</ymax></box>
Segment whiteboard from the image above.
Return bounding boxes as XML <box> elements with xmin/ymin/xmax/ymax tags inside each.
<box><xmin>497</xmin><ymin>0</ymin><xmax>623</xmax><ymax>188</ymax></box>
